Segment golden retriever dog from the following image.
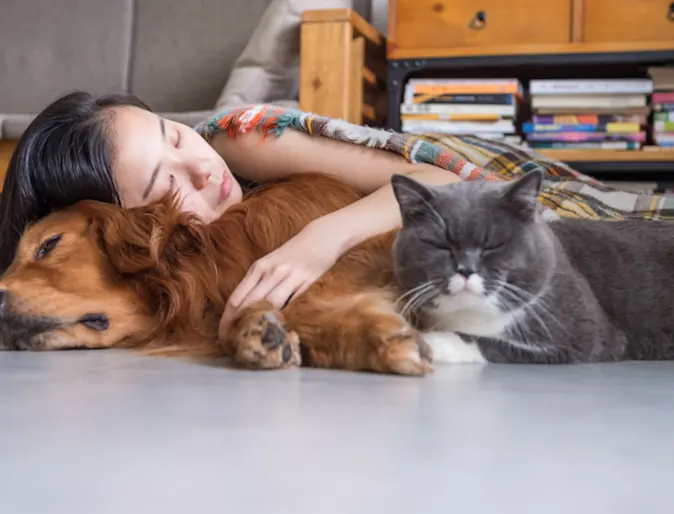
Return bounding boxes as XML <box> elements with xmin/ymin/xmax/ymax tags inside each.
<box><xmin>0</xmin><ymin>173</ymin><xmax>432</xmax><ymax>375</ymax></box>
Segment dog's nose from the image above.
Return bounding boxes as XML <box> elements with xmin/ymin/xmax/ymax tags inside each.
<box><xmin>0</xmin><ymin>289</ymin><xmax>5</xmax><ymax>310</ymax></box>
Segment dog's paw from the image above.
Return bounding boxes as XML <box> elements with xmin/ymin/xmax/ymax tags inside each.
<box><xmin>233</xmin><ymin>311</ymin><xmax>301</xmax><ymax>370</ymax></box>
<box><xmin>377</xmin><ymin>326</ymin><xmax>434</xmax><ymax>376</ymax></box>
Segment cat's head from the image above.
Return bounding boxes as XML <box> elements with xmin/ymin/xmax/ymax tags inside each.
<box><xmin>391</xmin><ymin>170</ymin><xmax>554</xmax><ymax>315</ymax></box>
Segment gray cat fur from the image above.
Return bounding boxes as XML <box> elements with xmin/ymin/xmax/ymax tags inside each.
<box><xmin>391</xmin><ymin>170</ymin><xmax>674</xmax><ymax>364</ymax></box>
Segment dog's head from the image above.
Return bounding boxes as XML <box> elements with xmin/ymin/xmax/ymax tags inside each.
<box><xmin>0</xmin><ymin>196</ymin><xmax>217</xmax><ymax>352</ymax></box>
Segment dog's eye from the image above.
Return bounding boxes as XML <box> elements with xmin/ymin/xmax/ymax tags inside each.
<box><xmin>35</xmin><ymin>234</ymin><xmax>62</xmax><ymax>261</ymax></box>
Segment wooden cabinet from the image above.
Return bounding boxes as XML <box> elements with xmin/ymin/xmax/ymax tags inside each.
<box><xmin>393</xmin><ymin>0</ymin><xmax>572</xmax><ymax>50</ymax></box>
<box><xmin>388</xmin><ymin>0</ymin><xmax>674</xmax><ymax>58</ymax></box>
<box><xmin>583</xmin><ymin>0</ymin><xmax>674</xmax><ymax>43</ymax></box>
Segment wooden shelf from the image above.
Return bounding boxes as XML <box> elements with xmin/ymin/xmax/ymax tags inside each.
<box><xmin>388</xmin><ymin>41</ymin><xmax>674</xmax><ymax>61</ymax></box>
<box><xmin>539</xmin><ymin>149</ymin><xmax>674</xmax><ymax>162</ymax></box>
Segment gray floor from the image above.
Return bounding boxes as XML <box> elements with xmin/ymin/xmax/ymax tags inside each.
<box><xmin>1</xmin><ymin>352</ymin><xmax>673</xmax><ymax>514</ymax></box>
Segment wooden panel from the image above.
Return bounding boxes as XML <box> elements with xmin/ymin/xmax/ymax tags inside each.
<box><xmin>0</xmin><ymin>140</ymin><xmax>17</xmax><ymax>191</ymax></box>
<box><xmin>570</xmin><ymin>0</ymin><xmax>584</xmax><ymax>42</ymax></box>
<box><xmin>299</xmin><ymin>20</ymin><xmax>353</xmax><ymax>120</ymax></box>
<box><xmin>302</xmin><ymin>8</ymin><xmax>383</xmax><ymax>47</ymax></box>
<box><xmin>388</xmin><ymin>39</ymin><xmax>674</xmax><ymax>59</ymax></box>
<box><xmin>390</xmin><ymin>0</ymin><xmax>572</xmax><ymax>52</ymax></box>
<box><xmin>539</xmin><ymin>149</ymin><xmax>674</xmax><ymax>162</ymax></box>
<box><xmin>583</xmin><ymin>0</ymin><xmax>674</xmax><ymax>43</ymax></box>
<box><xmin>349</xmin><ymin>36</ymin><xmax>366</xmax><ymax>124</ymax></box>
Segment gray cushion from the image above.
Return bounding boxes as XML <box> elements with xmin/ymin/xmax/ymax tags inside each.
<box><xmin>129</xmin><ymin>0</ymin><xmax>273</xmax><ymax>113</ymax></box>
<box><xmin>2</xmin><ymin>114</ymin><xmax>35</xmax><ymax>140</ymax></box>
<box><xmin>0</xmin><ymin>0</ymin><xmax>133</xmax><ymax>114</ymax></box>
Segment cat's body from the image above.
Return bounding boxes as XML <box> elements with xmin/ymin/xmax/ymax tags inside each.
<box><xmin>391</xmin><ymin>171</ymin><xmax>674</xmax><ymax>364</ymax></box>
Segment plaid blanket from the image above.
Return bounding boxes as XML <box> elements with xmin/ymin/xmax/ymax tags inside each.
<box><xmin>195</xmin><ymin>104</ymin><xmax>674</xmax><ymax>221</ymax></box>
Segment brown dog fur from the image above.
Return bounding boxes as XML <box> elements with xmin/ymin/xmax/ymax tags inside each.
<box><xmin>0</xmin><ymin>173</ymin><xmax>432</xmax><ymax>375</ymax></box>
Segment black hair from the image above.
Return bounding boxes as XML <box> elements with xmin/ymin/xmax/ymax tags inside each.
<box><xmin>0</xmin><ymin>91</ymin><xmax>151</xmax><ymax>273</ymax></box>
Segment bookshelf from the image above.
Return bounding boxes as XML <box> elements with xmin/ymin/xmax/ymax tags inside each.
<box><xmin>386</xmin><ymin>0</ymin><xmax>674</xmax><ymax>178</ymax></box>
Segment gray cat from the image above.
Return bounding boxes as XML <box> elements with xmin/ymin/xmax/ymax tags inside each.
<box><xmin>391</xmin><ymin>170</ymin><xmax>674</xmax><ymax>364</ymax></box>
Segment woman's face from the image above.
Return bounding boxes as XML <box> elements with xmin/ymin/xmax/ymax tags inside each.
<box><xmin>110</xmin><ymin>106</ymin><xmax>243</xmax><ymax>223</ymax></box>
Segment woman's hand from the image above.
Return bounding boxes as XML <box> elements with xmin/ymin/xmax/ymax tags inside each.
<box><xmin>218</xmin><ymin>217</ymin><xmax>348</xmax><ymax>339</ymax></box>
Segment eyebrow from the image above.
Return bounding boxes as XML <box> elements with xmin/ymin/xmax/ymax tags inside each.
<box><xmin>142</xmin><ymin>117</ymin><xmax>166</xmax><ymax>200</ymax></box>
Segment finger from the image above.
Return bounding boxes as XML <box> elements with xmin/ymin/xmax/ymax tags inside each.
<box><xmin>266</xmin><ymin>275</ymin><xmax>304</xmax><ymax>309</ymax></box>
<box><xmin>287</xmin><ymin>280</ymin><xmax>312</xmax><ymax>304</ymax></box>
<box><xmin>218</xmin><ymin>303</ymin><xmax>236</xmax><ymax>340</ymax></box>
<box><xmin>239</xmin><ymin>266</ymin><xmax>292</xmax><ymax>309</ymax></box>
<box><xmin>228</xmin><ymin>259</ymin><xmax>270</xmax><ymax>308</ymax></box>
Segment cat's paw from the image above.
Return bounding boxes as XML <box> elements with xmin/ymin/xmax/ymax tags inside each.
<box><xmin>232</xmin><ymin>311</ymin><xmax>302</xmax><ymax>370</ymax></box>
<box><xmin>421</xmin><ymin>331</ymin><xmax>487</xmax><ymax>364</ymax></box>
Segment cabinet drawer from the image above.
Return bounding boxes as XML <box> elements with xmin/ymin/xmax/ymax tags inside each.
<box><xmin>392</xmin><ymin>0</ymin><xmax>572</xmax><ymax>50</ymax></box>
<box><xmin>583</xmin><ymin>0</ymin><xmax>674</xmax><ymax>42</ymax></box>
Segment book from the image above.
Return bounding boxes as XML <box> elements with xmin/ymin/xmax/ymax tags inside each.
<box><xmin>531</xmin><ymin>94</ymin><xmax>647</xmax><ymax>109</ymax></box>
<box><xmin>652</xmin><ymin>92</ymin><xmax>674</xmax><ymax>104</ymax></box>
<box><xmin>401</xmin><ymin>103</ymin><xmax>516</xmax><ymax>117</ymax></box>
<box><xmin>403</xmin><ymin>79</ymin><xmax>522</xmax><ymax>103</ymax></box>
<box><xmin>522</xmin><ymin>122</ymin><xmax>641</xmax><ymax>133</ymax></box>
<box><xmin>532</xmin><ymin>114</ymin><xmax>647</xmax><ymax>125</ymax></box>
<box><xmin>530</xmin><ymin>79</ymin><xmax>653</xmax><ymax>95</ymax></box>
<box><xmin>526</xmin><ymin>131</ymin><xmax>646</xmax><ymax>143</ymax></box>
<box><xmin>532</xmin><ymin>106</ymin><xmax>650</xmax><ymax>115</ymax></box>
<box><xmin>401</xmin><ymin>119</ymin><xmax>516</xmax><ymax>134</ymax></box>
<box><xmin>653</xmin><ymin>103</ymin><xmax>674</xmax><ymax>112</ymax></box>
<box><xmin>528</xmin><ymin>141</ymin><xmax>641</xmax><ymax>150</ymax></box>
<box><xmin>401</xmin><ymin>113</ymin><xmax>503</xmax><ymax>122</ymax></box>
<box><xmin>654</xmin><ymin>112</ymin><xmax>674</xmax><ymax>122</ymax></box>
<box><xmin>406</xmin><ymin>93</ymin><xmax>516</xmax><ymax>105</ymax></box>
<box><xmin>655</xmin><ymin>121</ymin><xmax>674</xmax><ymax>132</ymax></box>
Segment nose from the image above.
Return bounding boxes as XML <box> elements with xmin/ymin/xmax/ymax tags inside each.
<box><xmin>190</xmin><ymin>160</ymin><xmax>212</xmax><ymax>189</ymax></box>
<box><xmin>456</xmin><ymin>266</ymin><xmax>475</xmax><ymax>278</ymax></box>
<box><xmin>0</xmin><ymin>288</ymin><xmax>6</xmax><ymax>314</ymax></box>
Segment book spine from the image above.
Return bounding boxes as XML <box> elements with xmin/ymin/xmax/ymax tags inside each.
<box><xmin>410</xmin><ymin>93</ymin><xmax>516</xmax><ymax>105</ymax></box>
<box><xmin>526</xmin><ymin>131</ymin><xmax>646</xmax><ymax>142</ymax></box>
<box><xmin>651</xmin><ymin>92</ymin><xmax>674</xmax><ymax>103</ymax></box>
<box><xmin>532</xmin><ymin>114</ymin><xmax>646</xmax><ymax>124</ymax></box>
<box><xmin>522</xmin><ymin>122</ymin><xmax>641</xmax><ymax>133</ymax></box>
<box><xmin>529</xmin><ymin>79</ymin><xmax>653</xmax><ymax>95</ymax></box>
<box><xmin>401</xmin><ymin>103</ymin><xmax>516</xmax><ymax>117</ymax></box>
<box><xmin>653</xmin><ymin>103</ymin><xmax>674</xmax><ymax>112</ymax></box>
<box><xmin>529</xmin><ymin>141</ymin><xmax>639</xmax><ymax>150</ymax></box>
<box><xmin>654</xmin><ymin>112</ymin><xmax>674</xmax><ymax>122</ymax></box>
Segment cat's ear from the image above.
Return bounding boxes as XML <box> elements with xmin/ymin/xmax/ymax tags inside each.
<box><xmin>501</xmin><ymin>170</ymin><xmax>543</xmax><ymax>221</ymax></box>
<box><xmin>391</xmin><ymin>174</ymin><xmax>439</xmax><ymax>225</ymax></box>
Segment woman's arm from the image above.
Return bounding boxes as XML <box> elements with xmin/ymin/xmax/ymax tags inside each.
<box><xmin>211</xmin><ymin>128</ymin><xmax>460</xmax><ymax>252</ymax></box>
<box><xmin>211</xmin><ymin>128</ymin><xmax>461</xmax><ymax>335</ymax></box>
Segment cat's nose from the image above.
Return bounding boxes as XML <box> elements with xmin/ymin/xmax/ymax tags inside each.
<box><xmin>456</xmin><ymin>266</ymin><xmax>475</xmax><ymax>278</ymax></box>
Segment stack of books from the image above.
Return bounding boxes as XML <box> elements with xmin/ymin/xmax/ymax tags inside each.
<box><xmin>524</xmin><ymin>79</ymin><xmax>652</xmax><ymax>151</ymax></box>
<box><xmin>649</xmin><ymin>67</ymin><xmax>674</xmax><ymax>148</ymax></box>
<box><xmin>399</xmin><ymin>78</ymin><xmax>522</xmax><ymax>143</ymax></box>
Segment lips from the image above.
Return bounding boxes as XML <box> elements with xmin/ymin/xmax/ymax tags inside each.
<box><xmin>219</xmin><ymin>172</ymin><xmax>233</xmax><ymax>203</ymax></box>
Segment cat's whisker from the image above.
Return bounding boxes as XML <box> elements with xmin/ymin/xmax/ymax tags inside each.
<box><xmin>401</xmin><ymin>287</ymin><xmax>441</xmax><ymax>319</ymax></box>
<box><xmin>496</xmin><ymin>285</ymin><xmax>553</xmax><ymax>350</ymax></box>
<box><xmin>395</xmin><ymin>279</ymin><xmax>442</xmax><ymax>305</ymax></box>
<box><xmin>399</xmin><ymin>284</ymin><xmax>437</xmax><ymax>318</ymax></box>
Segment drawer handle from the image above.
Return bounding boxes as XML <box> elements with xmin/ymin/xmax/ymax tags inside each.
<box><xmin>668</xmin><ymin>2</ymin><xmax>674</xmax><ymax>21</ymax></box>
<box><xmin>468</xmin><ymin>10</ymin><xmax>488</xmax><ymax>30</ymax></box>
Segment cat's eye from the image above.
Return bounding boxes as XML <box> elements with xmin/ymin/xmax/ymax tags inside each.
<box><xmin>35</xmin><ymin>234</ymin><xmax>62</xmax><ymax>261</ymax></box>
<box><xmin>483</xmin><ymin>241</ymin><xmax>506</xmax><ymax>254</ymax></box>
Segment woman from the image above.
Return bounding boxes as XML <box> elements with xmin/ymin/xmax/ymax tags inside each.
<box><xmin>0</xmin><ymin>91</ymin><xmax>461</xmax><ymax>331</ymax></box>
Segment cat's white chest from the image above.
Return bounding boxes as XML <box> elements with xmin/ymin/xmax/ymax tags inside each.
<box><xmin>425</xmin><ymin>292</ymin><xmax>515</xmax><ymax>339</ymax></box>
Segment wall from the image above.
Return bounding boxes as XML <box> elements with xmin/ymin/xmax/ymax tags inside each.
<box><xmin>371</xmin><ymin>0</ymin><xmax>387</xmax><ymax>35</ymax></box>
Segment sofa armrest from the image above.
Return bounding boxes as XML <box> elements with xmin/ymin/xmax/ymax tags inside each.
<box><xmin>299</xmin><ymin>8</ymin><xmax>386</xmax><ymax>127</ymax></box>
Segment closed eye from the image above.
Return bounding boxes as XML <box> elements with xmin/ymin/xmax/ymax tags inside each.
<box><xmin>483</xmin><ymin>241</ymin><xmax>507</xmax><ymax>254</ymax></box>
<box><xmin>35</xmin><ymin>234</ymin><xmax>63</xmax><ymax>261</ymax></box>
<box><xmin>174</xmin><ymin>129</ymin><xmax>182</xmax><ymax>149</ymax></box>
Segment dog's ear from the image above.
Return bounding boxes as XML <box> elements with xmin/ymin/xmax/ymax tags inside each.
<box><xmin>74</xmin><ymin>196</ymin><xmax>190</xmax><ymax>275</ymax></box>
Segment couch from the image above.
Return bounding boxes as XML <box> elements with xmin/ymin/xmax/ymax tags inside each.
<box><xmin>0</xmin><ymin>0</ymin><xmax>378</xmax><ymax>142</ymax></box>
